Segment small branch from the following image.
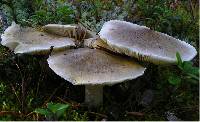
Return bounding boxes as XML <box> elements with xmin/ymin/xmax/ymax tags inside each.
<box><xmin>0</xmin><ymin>111</ymin><xmax>22</xmax><ymax>117</ymax></box>
<box><xmin>13</xmin><ymin>59</ymin><xmax>26</xmax><ymax>113</ymax></box>
<box><xmin>57</xmin><ymin>97</ymin><xmax>81</xmax><ymax>109</ymax></box>
<box><xmin>88</xmin><ymin>111</ymin><xmax>108</xmax><ymax>118</ymax></box>
<box><xmin>25</xmin><ymin>111</ymin><xmax>35</xmax><ymax>118</ymax></box>
<box><xmin>126</xmin><ymin>111</ymin><xmax>145</xmax><ymax>117</ymax></box>
<box><xmin>57</xmin><ymin>97</ymin><xmax>72</xmax><ymax>104</ymax></box>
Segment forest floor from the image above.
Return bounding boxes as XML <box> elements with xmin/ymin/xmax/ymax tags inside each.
<box><xmin>0</xmin><ymin>0</ymin><xmax>199</xmax><ymax>121</ymax></box>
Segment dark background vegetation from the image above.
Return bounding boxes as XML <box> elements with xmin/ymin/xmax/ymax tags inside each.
<box><xmin>0</xmin><ymin>0</ymin><xmax>199</xmax><ymax>121</ymax></box>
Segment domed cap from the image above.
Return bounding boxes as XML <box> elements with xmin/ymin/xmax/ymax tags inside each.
<box><xmin>47</xmin><ymin>48</ymin><xmax>146</xmax><ymax>85</ymax></box>
<box><xmin>1</xmin><ymin>22</ymin><xmax>75</xmax><ymax>55</ymax></box>
<box><xmin>99</xmin><ymin>20</ymin><xmax>197</xmax><ymax>64</ymax></box>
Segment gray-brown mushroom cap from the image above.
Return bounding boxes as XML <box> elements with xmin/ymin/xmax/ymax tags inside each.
<box><xmin>99</xmin><ymin>20</ymin><xmax>197</xmax><ymax>64</ymax></box>
<box><xmin>47</xmin><ymin>48</ymin><xmax>146</xmax><ymax>85</ymax></box>
<box><xmin>1</xmin><ymin>22</ymin><xmax>75</xmax><ymax>54</ymax></box>
<box><xmin>43</xmin><ymin>24</ymin><xmax>96</xmax><ymax>39</ymax></box>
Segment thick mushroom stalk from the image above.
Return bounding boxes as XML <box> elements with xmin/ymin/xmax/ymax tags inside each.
<box><xmin>47</xmin><ymin>48</ymin><xmax>146</xmax><ymax>107</ymax></box>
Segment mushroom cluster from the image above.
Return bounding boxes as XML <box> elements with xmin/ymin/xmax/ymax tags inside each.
<box><xmin>1</xmin><ymin>20</ymin><xmax>197</xmax><ymax>107</ymax></box>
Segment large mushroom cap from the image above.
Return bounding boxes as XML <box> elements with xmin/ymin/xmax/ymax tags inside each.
<box><xmin>1</xmin><ymin>22</ymin><xmax>75</xmax><ymax>55</ymax></box>
<box><xmin>47</xmin><ymin>48</ymin><xmax>145</xmax><ymax>85</ymax></box>
<box><xmin>99</xmin><ymin>20</ymin><xmax>197</xmax><ymax>64</ymax></box>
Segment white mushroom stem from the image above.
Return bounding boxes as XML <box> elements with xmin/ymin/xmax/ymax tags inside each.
<box><xmin>85</xmin><ymin>85</ymin><xmax>103</xmax><ymax>107</ymax></box>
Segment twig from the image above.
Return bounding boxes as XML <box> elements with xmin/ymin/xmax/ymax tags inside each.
<box><xmin>57</xmin><ymin>97</ymin><xmax>71</xmax><ymax>104</ymax></box>
<box><xmin>0</xmin><ymin>111</ymin><xmax>22</xmax><ymax>117</ymax></box>
<box><xmin>57</xmin><ymin>97</ymin><xmax>81</xmax><ymax>109</ymax></box>
<box><xmin>25</xmin><ymin>112</ymin><xmax>41</xmax><ymax>121</ymax></box>
<box><xmin>126</xmin><ymin>111</ymin><xmax>145</xmax><ymax>117</ymax></box>
<box><xmin>88</xmin><ymin>111</ymin><xmax>108</xmax><ymax>118</ymax></box>
<box><xmin>13</xmin><ymin>60</ymin><xmax>26</xmax><ymax>113</ymax></box>
<box><xmin>25</xmin><ymin>111</ymin><xmax>36</xmax><ymax>118</ymax></box>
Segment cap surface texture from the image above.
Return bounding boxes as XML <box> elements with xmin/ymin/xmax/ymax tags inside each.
<box><xmin>1</xmin><ymin>23</ymin><xmax>75</xmax><ymax>54</ymax></box>
<box><xmin>99</xmin><ymin>20</ymin><xmax>197</xmax><ymax>64</ymax></box>
<box><xmin>47</xmin><ymin>48</ymin><xmax>146</xmax><ymax>85</ymax></box>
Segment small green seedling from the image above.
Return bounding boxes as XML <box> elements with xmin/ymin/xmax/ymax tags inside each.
<box><xmin>34</xmin><ymin>102</ymin><xmax>69</xmax><ymax>120</ymax></box>
<box><xmin>168</xmin><ymin>52</ymin><xmax>199</xmax><ymax>86</ymax></box>
<box><xmin>176</xmin><ymin>52</ymin><xmax>199</xmax><ymax>80</ymax></box>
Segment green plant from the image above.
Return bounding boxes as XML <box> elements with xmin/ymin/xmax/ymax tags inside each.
<box><xmin>29</xmin><ymin>2</ymin><xmax>74</xmax><ymax>26</ymax></box>
<box><xmin>34</xmin><ymin>102</ymin><xmax>69</xmax><ymax>120</ymax></box>
<box><xmin>168</xmin><ymin>52</ymin><xmax>199</xmax><ymax>86</ymax></box>
<box><xmin>0</xmin><ymin>0</ymin><xmax>199</xmax><ymax>121</ymax></box>
<box><xmin>34</xmin><ymin>102</ymin><xmax>88</xmax><ymax>121</ymax></box>
<box><xmin>136</xmin><ymin>0</ymin><xmax>198</xmax><ymax>50</ymax></box>
<box><xmin>0</xmin><ymin>0</ymin><xmax>75</xmax><ymax>27</ymax></box>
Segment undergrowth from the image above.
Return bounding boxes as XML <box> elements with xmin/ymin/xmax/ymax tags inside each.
<box><xmin>0</xmin><ymin>0</ymin><xmax>199</xmax><ymax>121</ymax></box>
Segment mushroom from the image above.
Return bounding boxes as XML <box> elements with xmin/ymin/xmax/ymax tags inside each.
<box><xmin>43</xmin><ymin>24</ymin><xmax>96</xmax><ymax>47</ymax></box>
<box><xmin>1</xmin><ymin>22</ymin><xmax>145</xmax><ymax>107</ymax></box>
<box><xmin>1</xmin><ymin>22</ymin><xmax>76</xmax><ymax>55</ymax></box>
<box><xmin>47</xmin><ymin>48</ymin><xmax>145</xmax><ymax>107</ymax></box>
<box><xmin>97</xmin><ymin>20</ymin><xmax>197</xmax><ymax>64</ymax></box>
<box><xmin>1</xmin><ymin>20</ymin><xmax>197</xmax><ymax>108</ymax></box>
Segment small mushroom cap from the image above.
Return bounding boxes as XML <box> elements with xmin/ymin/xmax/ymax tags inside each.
<box><xmin>99</xmin><ymin>20</ymin><xmax>197</xmax><ymax>64</ymax></box>
<box><xmin>43</xmin><ymin>24</ymin><xmax>95</xmax><ymax>39</ymax></box>
<box><xmin>47</xmin><ymin>48</ymin><xmax>146</xmax><ymax>85</ymax></box>
<box><xmin>1</xmin><ymin>22</ymin><xmax>75</xmax><ymax>54</ymax></box>
<box><xmin>43</xmin><ymin>24</ymin><xmax>77</xmax><ymax>37</ymax></box>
